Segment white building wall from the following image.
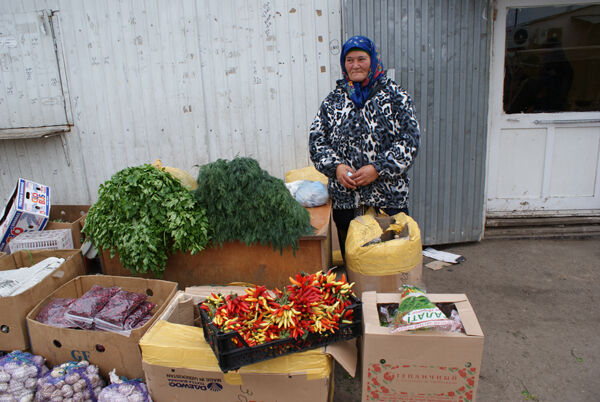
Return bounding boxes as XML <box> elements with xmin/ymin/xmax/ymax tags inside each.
<box><xmin>0</xmin><ymin>0</ymin><xmax>342</xmax><ymax>204</ymax></box>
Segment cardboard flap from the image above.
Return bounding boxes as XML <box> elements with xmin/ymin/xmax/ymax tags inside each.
<box><xmin>455</xmin><ymin>297</ymin><xmax>484</xmax><ymax>337</ymax></box>
<box><xmin>185</xmin><ymin>285</ymin><xmax>249</xmax><ymax>299</ymax></box>
<box><xmin>324</xmin><ymin>339</ymin><xmax>357</xmax><ymax>377</ymax></box>
<box><xmin>161</xmin><ymin>292</ymin><xmax>195</xmax><ymax>326</ymax></box>
<box><xmin>427</xmin><ymin>293</ymin><xmax>468</xmax><ymax>303</ymax></box>
<box><xmin>361</xmin><ymin>291</ymin><xmax>380</xmax><ymax>333</ymax></box>
<box><xmin>428</xmin><ymin>294</ymin><xmax>484</xmax><ymax>336</ymax></box>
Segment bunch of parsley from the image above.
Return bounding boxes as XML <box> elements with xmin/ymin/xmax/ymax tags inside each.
<box><xmin>83</xmin><ymin>164</ymin><xmax>210</xmax><ymax>277</ymax></box>
<box><xmin>193</xmin><ymin>157</ymin><xmax>313</xmax><ymax>252</ymax></box>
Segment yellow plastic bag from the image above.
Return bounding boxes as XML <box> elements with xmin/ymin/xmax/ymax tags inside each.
<box><xmin>152</xmin><ymin>159</ymin><xmax>198</xmax><ymax>190</ymax></box>
<box><xmin>285</xmin><ymin>166</ymin><xmax>328</xmax><ymax>185</ymax></box>
<box><xmin>345</xmin><ymin>212</ymin><xmax>422</xmax><ymax>276</ymax></box>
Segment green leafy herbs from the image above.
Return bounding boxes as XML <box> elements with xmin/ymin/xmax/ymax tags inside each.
<box><xmin>82</xmin><ymin>164</ymin><xmax>210</xmax><ymax>277</ymax></box>
<box><xmin>193</xmin><ymin>157</ymin><xmax>314</xmax><ymax>252</ymax></box>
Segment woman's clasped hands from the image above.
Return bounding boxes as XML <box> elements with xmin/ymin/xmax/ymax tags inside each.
<box><xmin>336</xmin><ymin>164</ymin><xmax>379</xmax><ymax>189</ymax></box>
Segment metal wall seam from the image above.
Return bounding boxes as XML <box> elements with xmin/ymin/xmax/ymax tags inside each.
<box><xmin>342</xmin><ymin>0</ymin><xmax>491</xmax><ymax>245</ymax></box>
<box><xmin>284</xmin><ymin>2</ymin><xmax>304</xmax><ymax>173</ymax></box>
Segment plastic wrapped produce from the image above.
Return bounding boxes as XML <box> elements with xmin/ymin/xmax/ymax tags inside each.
<box><xmin>35</xmin><ymin>299</ymin><xmax>76</xmax><ymax>328</ymax></box>
<box><xmin>65</xmin><ymin>286</ymin><xmax>120</xmax><ymax>329</ymax></box>
<box><xmin>133</xmin><ymin>314</ymin><xmax>152</xmax><ymax>329</ymax></box>
<box><xmin>0</xmin><ymin>351</ymin><xmax>49</xmax><ymax>402</ymax></box>
<box><xmin>35</xmin><ymin>361</ymin><xmax>104</xmax><ymax>402</ymax></box>
<box><xmin>97</xmin><ymin>370</ymin><xmax>151</xmax><ymax>402</ymax></box>
<box><xmin>94</xmin><ymin>290</ymin><xmax>147</xmax><ymax>333</ymax></box>
<box><xmin>386</xmin><ymin>285</ymin><xmax>460</xmax><ymax>333</ymax></box>
<box><xmin>123</xmin><ymin>302</ymin><xmax>155</xmax><ymax>331</ymax></box>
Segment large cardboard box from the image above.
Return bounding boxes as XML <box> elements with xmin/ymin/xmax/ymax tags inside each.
<box><xmin>44</xmin><ymin>205</ymin><xmax>90</xmax><ymax>249</ymax></box>
<box><xmin>26</xmin><ymin>275</ymin><xmax>178</xmax><ymax>379</ymax></box>
<box><xmin>0</xmin><ymin>179</ymin><xmax>51</xmax><ymax>252</ymax></box>
<box><xmin>140</xmin><ymin>287</ymin><xmax>358</xmax><ymax>402</ymax></box>
<box><xmin>361</xmin><ymin>291</ymin><xmax>484</xmax><ymax>402</ymax></box>
<box><xmin>0</xmin><ymin>250</ymin><xmax>85</xmax><ymax>351</ymax></box>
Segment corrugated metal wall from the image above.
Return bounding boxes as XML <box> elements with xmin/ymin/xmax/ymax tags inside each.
<box><xmin>0</xmin><ymin>0</ymin><xmax>342</xmax><ymax>205</ymax></box>
<box><xmin>343</xmin><ymin>0</ymin><xmax>492</xmax><ymax>245</ymax></box>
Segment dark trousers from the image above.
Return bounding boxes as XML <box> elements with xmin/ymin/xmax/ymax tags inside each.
<box><xmin>333</xmin><ymin>206</ymin><xmax>409</xmax><ymax>263</ymax></box>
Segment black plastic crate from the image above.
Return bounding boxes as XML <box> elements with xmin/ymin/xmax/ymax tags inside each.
<box><xmin>198</xmin><ymin>295</ymin><xmax>362</xmax><ymax>372</ymax></box>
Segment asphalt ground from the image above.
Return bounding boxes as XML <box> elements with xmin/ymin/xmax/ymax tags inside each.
<box><xmin>333</xmin><ymin>237</ymin><xmax>600</xmax><ymax>402</ymax></box>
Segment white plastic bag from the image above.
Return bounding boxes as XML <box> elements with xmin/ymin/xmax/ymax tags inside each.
<box><xmin>293</xmin><ymin>181</ymin><xmax>328</xmax><ymax>207</ymax></box>
<box><xmin>0</xmin><ymin>257</ymin><xmax>65</xmax><ymax>297</ymax></box>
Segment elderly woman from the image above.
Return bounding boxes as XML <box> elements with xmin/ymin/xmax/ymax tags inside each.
<box><xmin>309</xmin><ymin>35</ymin><xmax>421</xmax><ymax>260</ymax></box>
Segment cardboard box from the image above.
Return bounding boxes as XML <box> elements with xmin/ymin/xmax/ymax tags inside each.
<box><xmin>140</xmin><ymin>288</ymin><xmax>358</xmax><ymax>402</ymax></box>
<box><xmin>0</xmin><ymin>250</ymin><xmax>85</xmax><ymax>351</ymax></box>
<box><xmin>26</xmin><ymin>275</ymin><xmax>178</xmax><ymax>379</ymax></box>
<box><xmin>0</xmin><ymin>179</ymin><xmax>51</xmax><ymax>253</ymax></box>
<box><xmin>361</xmin><ymin>291</ymin><xmax>484</xmax><ymax>402</ymax></box>
<box><xmin>44</xmin><ymin>205</ymin><xmax>90</xmax><ymax>249</ymax></box>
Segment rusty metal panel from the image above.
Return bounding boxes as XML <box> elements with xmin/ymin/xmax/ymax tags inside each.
<box><xmin>0</xmin><ymin>0</ymin><xmax>342</xmax><ymax>205</ymax></box>
<box><xmin>343</xmin><ymin>0</ymin><xmax>492</xmax><ymax>245</ymax></box>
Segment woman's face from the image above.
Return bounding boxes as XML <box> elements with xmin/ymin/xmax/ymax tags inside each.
<box><xmin>344</xmin><ymin>50</ymin><xmax>371</xmax><ymax>83</ymax></box>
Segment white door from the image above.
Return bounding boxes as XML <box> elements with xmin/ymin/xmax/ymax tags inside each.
<box><xmin>487</xmin><ymin>0</ymin><xmax>600</xmax><ymax>217</ymax></box>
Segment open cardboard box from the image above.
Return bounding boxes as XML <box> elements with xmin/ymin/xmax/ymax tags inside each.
<box><xmin>26</xmin><ymin>275</ymin><xmax>178</xmax><ymax>379</ymax></box>
<box><xmin>361</xmin><ymin>291</ymin><xmax>484</xmax><ymax>402</ymax></box>
<box><xmin>139</xmin><ymin>287</ymin><xmax>357</xmax><ymax>402</ymax></box>
<box><xmin>0</xmin><ymin>250</ymin><xmax>85</xmax><ymax>351</ymax></box>
<box><xmin>44</xmin><ymin>205</ymin><xmax>90</xmax><ymax>249</ymax></box>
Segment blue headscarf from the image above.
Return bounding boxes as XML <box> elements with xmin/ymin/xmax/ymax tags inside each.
<box><xmin>340</xmin><ymin>36</ymin><xmax>385</xmax><ymax>108</ymax></box>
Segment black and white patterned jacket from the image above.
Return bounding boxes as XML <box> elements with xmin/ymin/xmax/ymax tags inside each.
<box><xmin>309</xmin><ymin>76</ymin><xmax>420</xmax><ymax>210</ymax></box>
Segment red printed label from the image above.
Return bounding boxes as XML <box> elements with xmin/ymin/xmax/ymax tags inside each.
<box><xmin>366</xmin><ymin>362</ymin><xmax>478</xmax><ymax>401</ymax></box>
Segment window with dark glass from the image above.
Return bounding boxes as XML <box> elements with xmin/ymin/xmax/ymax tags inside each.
<box><xmin>503</xmin><ymin>4</ymin><xmax>600</xmax><ymax>114</ymax></box>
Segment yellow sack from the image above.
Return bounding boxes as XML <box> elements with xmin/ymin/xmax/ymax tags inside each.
<box><xmin>285</xmin><ymin>166</ymin><xmax>328</xmax><ymax>185</ymax></box>
<box><xmin>345</xmin><ymin>212</ymin><xmax>422</xmax><ymax>276</ymax></box>
<box><xmin>152</xmin><ymin>159</ymin><xmax>198</xmax><ymax>190</ymax></box>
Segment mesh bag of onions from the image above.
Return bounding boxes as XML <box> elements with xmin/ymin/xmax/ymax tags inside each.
<box><xmin>35</xmin><ymin>361</ymin><xmax>104</xmax><ymax>402</ymax></box>
<box><xmin>0</xmin><ymin>351</ymin><xmax>49</xmax><ymax>402</ymax></box>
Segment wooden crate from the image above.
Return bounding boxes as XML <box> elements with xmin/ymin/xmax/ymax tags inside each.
<box><xmin>100</xmin><ymin>203</ymin><xmax>332</xmax><ymax>289</ymax></box>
